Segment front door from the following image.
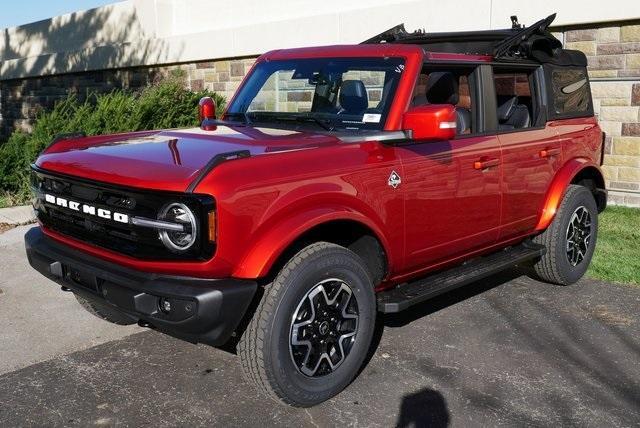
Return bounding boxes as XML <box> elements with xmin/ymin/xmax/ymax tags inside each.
<box><xmin>399</xmin><ymin>136</ymin><xmax>502</xmax><ymax>273</ymax></box>
<box><xmin>398</xmin><ymin>66</ymin><xmax>502</xmax><ymax>275</ymax></box>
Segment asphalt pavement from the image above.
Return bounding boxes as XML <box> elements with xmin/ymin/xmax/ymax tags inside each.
<box><xmin>1</xmin><ymin>225</ymin><xmax>639</xmax><ymax>427</ymax></box>
<box><xmin>0</xmin><ymin>226</ymin><xmax>140</xmax><ymax>375</ymax></box>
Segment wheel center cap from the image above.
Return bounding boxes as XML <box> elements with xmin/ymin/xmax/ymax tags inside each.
<box><xmin>318</xmin><ymin>321</ymin><xmax>330</xmax><ymax>336</ymax></box>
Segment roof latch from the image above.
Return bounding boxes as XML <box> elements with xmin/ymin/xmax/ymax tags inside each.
<box><xmin>510</xmin><ymin>15</ymin><xmax>523</xmax><ymax>29</ymax></box>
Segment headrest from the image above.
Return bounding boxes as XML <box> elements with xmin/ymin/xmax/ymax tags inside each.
<box><xmin>425</xmin><ymin>72</ymin><xmax>459</xmax><ymax>105</ymax></box>
<box><xmin>497</xmin><ymin>96</ymin><xmax>518</xmax><ymax>121</ymax></box>
<box><xmin>339</xmin><ymin>80</ymin><xmax>368</xmax><ymax>114</ymax></box>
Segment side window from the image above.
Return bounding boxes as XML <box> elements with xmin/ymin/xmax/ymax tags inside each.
<box><xmin>411</xmin><ymin>67</ymin><xmax>477</xmax><ymax>135</ymax></box>
<box><xmin>547</xmin><ymin>67</ymin><xmax>591</xmax><ymax>117</ymax></box>
<box><xmin>492</xmin><ymin>69</ymin><xmax>537</xmax><ymax>131</ymax></box>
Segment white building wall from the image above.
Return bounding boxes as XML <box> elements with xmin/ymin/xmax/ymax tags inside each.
<box><xmin>1</xmin><ymin>0</ymin><xmax>640</xmax><ymax>80</ymax></box>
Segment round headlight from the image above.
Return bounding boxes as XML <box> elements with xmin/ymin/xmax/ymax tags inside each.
<box><xmin>158</xmin><ymin>203</ymin><xmax>198</xmax><ymax>252</ymax></box>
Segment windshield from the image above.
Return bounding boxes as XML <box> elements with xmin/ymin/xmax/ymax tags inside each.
<box><xmin>225</xmin><ymin>57</ymin><xmax>405</xmax><ymax>131</ymax></box>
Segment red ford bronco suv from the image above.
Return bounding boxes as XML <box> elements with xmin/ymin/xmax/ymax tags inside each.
<box><xmin>25</xmin><ymin>14</ymin><xmax>606</xmax><ymax>406</ymax></box>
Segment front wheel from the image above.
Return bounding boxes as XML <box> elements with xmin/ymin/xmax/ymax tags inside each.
<box><xmin>533</xmin><ymin>184</ymin><xmax>599</xmax><ymax>285</ymax></box>
<box><xmin>238</xmin><ymin>242</ymin><xmax>376</xmax><ymax>407</ymax></box>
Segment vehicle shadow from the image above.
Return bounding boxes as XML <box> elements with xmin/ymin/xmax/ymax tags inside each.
<box><xmin>396</xmin><ymin>388</ymin><xmax>450</xmax><ymax>428</ymax></box>
<box><xmin>359</xmin><ymin>268</ymin><xmax>521</xmax><ymax>380</ymax></box>
<box><xmin>381</xmin><ymin>268</ymin><xmax>522</xmax><ymax>328</ymax></box>
<box><xmin>228</xmin><ymin>268</ymin><xmax>525</xmax><ymax>363</ymax></box>
<box><xmin>368</xmin><ymin>271</ymin><xmax>640</xmax><ymax>425</ymax></box>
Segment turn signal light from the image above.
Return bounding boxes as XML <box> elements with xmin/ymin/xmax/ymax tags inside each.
<box><xmin>208</xmin><ymin>210</ymin><xmax>216</xmax><ymax>243</ymax></box>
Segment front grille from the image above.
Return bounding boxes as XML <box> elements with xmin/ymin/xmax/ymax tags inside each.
<box><xmin>31</xmin><ymin>167</ymin><xmax>215</xmax><ymax>260</ymax></box>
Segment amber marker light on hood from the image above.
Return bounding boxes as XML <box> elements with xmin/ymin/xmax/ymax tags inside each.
<box><xmin>208</xmin><ymin>210</ymin><xmax>216</xmax><ymax>242</ymax></box>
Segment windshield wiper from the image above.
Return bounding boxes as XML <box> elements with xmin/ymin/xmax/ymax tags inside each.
<box><xmin>228</xmin><ymin>112</ymin><xmax>334</xmax><ymax>131</ymax></box>
<box><xmin>292</xmin><ymin>115</ymin><xmax>334</xmax><ymax>131</ymax></box>
<box><xmin>226</xmin><ymin>111</ymin><xmax>252</xmax><ymax>125</ymax></box>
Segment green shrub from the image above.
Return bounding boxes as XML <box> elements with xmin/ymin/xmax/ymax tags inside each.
<box><xmin>0</xmin><ymin>74</ymin><xmax>225</xmax><ymax>205</ymax></box>
<box><xmin>0</xmin><ymin>132</ymin><xmax>32</xmax><ymax>205</ymax></box>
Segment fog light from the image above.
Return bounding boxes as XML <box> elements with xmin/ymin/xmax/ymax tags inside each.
<box><xmin>159</xmin><ymin>298</ymin><xmax>172</xmax><ymax>314</ymax></box>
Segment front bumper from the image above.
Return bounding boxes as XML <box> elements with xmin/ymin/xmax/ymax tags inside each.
<box><xmin>24</xmin><ymin>227</ymin><xmax>257</xmax><ymax>346</ymax></box>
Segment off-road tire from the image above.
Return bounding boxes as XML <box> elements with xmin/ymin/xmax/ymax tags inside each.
<box><xmin>238</xmin><ymin>242</ymin><xmax>376</xmax><ymax>407</ymax></box>
<box><xmin>75</xmin><ymin>294</ymin><xmax>137</xmax><ymax>325</ymax></box>
<box><xmin>533</xmin><ymin>184</ymin><xmax>598</xmax><ymax>285</ymax></box>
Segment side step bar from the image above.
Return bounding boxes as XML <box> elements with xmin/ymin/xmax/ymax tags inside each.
<box><xmin>377</xmin><ymin>242</ymin><xmax>546</xmax><ymax>313</ymax></box>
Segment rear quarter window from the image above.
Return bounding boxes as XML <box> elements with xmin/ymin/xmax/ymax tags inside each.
<box><xmin>545</xmin><ymin>66</ymin><xmax>593</xmax><ymax>119</ymax></box>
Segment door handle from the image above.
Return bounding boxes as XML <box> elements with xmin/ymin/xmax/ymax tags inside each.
<box><xmin>540</xmin><ymin>147</ymin><xmax>561</xmax><ymax>158</ymax></box>
<box><xmin>473</xmin><ymin>158</ymin><xmax>500</xmax><ymax>170</ymax></box>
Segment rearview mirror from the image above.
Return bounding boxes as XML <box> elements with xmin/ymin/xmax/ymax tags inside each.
<box><xmin>402</xmin><ymin>104</ymin><xmax>457</xmax><ymax>141</ymax></box>
<box><xmin>199</xmin><ymin>97</ymin><xmax>217</xmax><ymax>131</ymax></box>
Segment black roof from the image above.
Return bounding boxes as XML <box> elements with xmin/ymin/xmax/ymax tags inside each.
<box><xmin>361</xmin><ymin>14</ymin><xmax>587</xmax><ymax>67</ymax></box>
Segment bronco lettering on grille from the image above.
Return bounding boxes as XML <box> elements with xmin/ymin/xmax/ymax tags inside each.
<box><xmin>44</xmin><ymin>194</ymin><xmax>129</xmax><ymax>224</ymax></box>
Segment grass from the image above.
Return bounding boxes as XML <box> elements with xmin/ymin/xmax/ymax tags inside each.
<box><xmin>587</xmin><ymin>205</ymin><xmax>640</xmax><ymax>286</ymax></box>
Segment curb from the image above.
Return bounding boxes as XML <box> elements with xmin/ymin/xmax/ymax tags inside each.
<box><xmin>0</xmin><ymin>205</ymin><xmax>36</xmax><ymax>225</ymax></box>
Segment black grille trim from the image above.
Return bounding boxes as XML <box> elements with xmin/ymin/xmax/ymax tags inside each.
<box><xmin>31</xmin><ymin>166</ymin><xmax>215</xmax><ymax>261</ymax></box>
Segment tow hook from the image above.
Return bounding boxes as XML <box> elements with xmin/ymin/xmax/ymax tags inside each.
<box><xmin>138</xmin><ymin>320</ymin><xmax>153</xmax><ymax>328</ymax></box>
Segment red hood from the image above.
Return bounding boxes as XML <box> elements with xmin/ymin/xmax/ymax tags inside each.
<box><xmin>36</xmin><ymin>126</ymin><xmax>341</xmax><ymax>192</ymax></box>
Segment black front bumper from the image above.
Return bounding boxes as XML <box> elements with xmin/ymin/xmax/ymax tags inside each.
<box><xmin>24</xmin><ymin>227</ymin><xmax>257</xmax><ymax>346</ymax></box>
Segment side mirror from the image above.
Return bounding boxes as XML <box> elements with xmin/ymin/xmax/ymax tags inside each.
<box><xmin>402</xmin><ymin>104</ymin><xmax>457</xmax><ymax>141</ymax></box>
<box><xmin>199</xmin><ymin>97</ymin><xmax>217</xmax><ymax>131</ymax></box>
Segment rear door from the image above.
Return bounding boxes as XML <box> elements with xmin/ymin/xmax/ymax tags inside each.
<box><xmin>490</xmin><ymin>66</ymin><xmax>563</xmax><ymax>240</ymax></box>
<box><xmin>399</xmin><ymin>65</ymin><xmax>502</xmax><ymax>273</ymax></box>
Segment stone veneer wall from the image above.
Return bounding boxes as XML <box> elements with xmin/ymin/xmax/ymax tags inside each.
<box><xmin>0</xmin><ymin>67</ymin><xmax>164</xmax><ymax>139</ymax></box>
<box><xmin>0</xmin><ymin>57</ymin><xmax>259</xmax><ymax>139</ymax></box>
<box><xmin>177</xmin><ymin>57</ymin><xmax>258</xmax><ymax>105</ymax></box>
<box><xmin>560</xmin><ymin>21</ymin><xmax>640</xmax><ymax>206</ymax></box>
<box><xmin>1</xmin><ymin>21</ymin><xmax>639</xmax><ymax>206</ymax></box>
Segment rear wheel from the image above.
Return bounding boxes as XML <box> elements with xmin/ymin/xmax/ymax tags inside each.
<box><xmin>533</xmin><ymin>185</ymin><xmax>598</xmax><ymax>285</ymax></box>
<box><xmin>238</xmin><ymin>242</ymin><xmax>376</xmax><ymax>407</ymax></box>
